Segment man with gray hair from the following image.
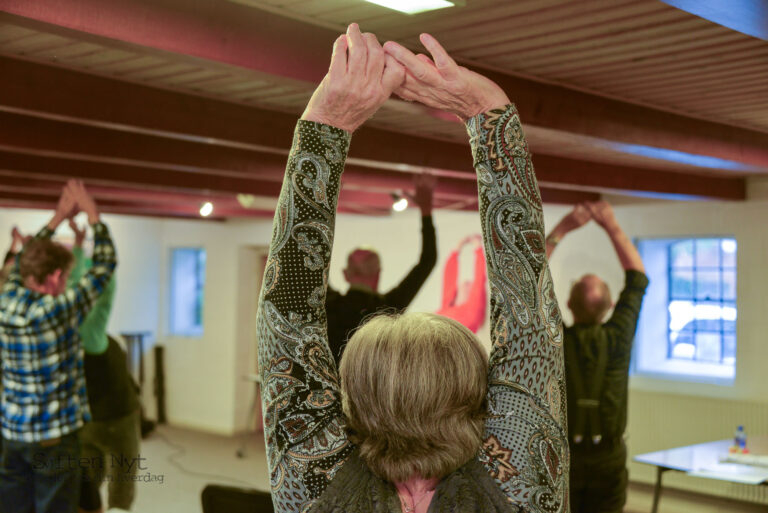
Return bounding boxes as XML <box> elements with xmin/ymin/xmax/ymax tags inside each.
<box><xmin>547</xmin><ymin>201</ymin><xmax>648</xmax><ymax>513</ymax></box>
<box><xmin>326</xmin><ymin>174</ymin><xmax>437</xmax><ymax>365</ymax></box>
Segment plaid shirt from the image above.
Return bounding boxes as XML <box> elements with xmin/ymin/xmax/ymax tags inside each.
<box><xmin>0</xmin><ymin>222</ymin><xmax>117</xmax><ymax>442</ymax></box>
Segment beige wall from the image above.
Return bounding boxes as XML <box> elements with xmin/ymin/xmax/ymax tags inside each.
<box><xmin>3</xmin><ymin>194</ymin><xmax>767</xmax><ymax>504</ymax></box>
<box><xmin>546</xmin><ymin>198</ymin><xmax>768</xmax><ymax>505</ymax></box>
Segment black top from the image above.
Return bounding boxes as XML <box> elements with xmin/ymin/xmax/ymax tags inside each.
<box><xmin>325</xmin><ymin>216</ymin><xmax>437</xmax><ymax>364</ymax></box>
<box><xmin>564</xmin><ymin>270</ymin><xmax>649</xmax><ymax>446</ymax></box>
<box><xmin>83</xmin><ymin>336</ymin><xmax>140</xmax><ymax>421</ymax></box>
<box><xmin>307</xmin><ymin>449</ymin><xmax>517</xmax><ymax>513</ymax></box>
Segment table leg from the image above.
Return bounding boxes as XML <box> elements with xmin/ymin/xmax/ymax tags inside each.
<box><xmin>651</xmin><ymin>466</ymin><xmax>667</xmax><ymax>513</ymax></box>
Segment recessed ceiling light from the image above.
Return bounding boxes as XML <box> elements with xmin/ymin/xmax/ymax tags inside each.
<box><xmin>364</xmin><ymin>0</ymin><xmax>456</xmax><ymax>15</ymax></box>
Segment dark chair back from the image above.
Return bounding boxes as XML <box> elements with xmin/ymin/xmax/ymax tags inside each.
<box><xmin>201</xmin><ymin>484</ymin><xmax>274</xmax><ymax>513</ymax></box>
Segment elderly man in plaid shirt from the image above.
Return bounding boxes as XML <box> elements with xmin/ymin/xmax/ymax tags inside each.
<box><xmin>0</xmin><ymin>180</ymin><xmax>117</xmax><ymax>513</ymax></box>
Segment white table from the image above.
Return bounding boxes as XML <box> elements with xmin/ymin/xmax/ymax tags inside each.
<box><xmin>634</xmin><ymin>436</ymin><xmax>768</xmax><ymax>513</ymax></box>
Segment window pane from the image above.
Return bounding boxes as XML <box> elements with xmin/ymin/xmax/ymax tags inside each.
<box><xmin>721</xmin><ymin>239</ymin><xmax>737</xmax><ymax>268</ymax></box>
<box><xmin>637</xmin><ymin>236</ymin><xmax>738</xmax><ymax>381</ymax></box>
<box><xmin>723</xmin><ymin>334</ymin><xmax>736</xmax><ymax>365</ymax></box>
<box><xmin>670</xmin><ymin>240</ymin><xmax>694</xmax><ymax>268</ymax></box>
<box><xmin>695</xmin><ymin>239</ymin><xmax>720</xmax><ymax>267</ymax></box>
<box><xmin>695</xmin><ymin>271</ymin><xmax>721</xmax><ymax>300</ymax></box>
<box><xmin>670</xmin><ymin>327</ymin><xmax>695</xmax><ymax>360</ymax></box>
<box><xmin>170</xmin><ymin>248</ymin><xmax>206</xmax><ymax>336</ymax></box>
<box><xmin>670</xmin><ymin>269</ymin><xmax>694</xmax><ymax>298</ymax></box>
<box><xmin>694</xmin><ymin>332</ymin><xmax>722</xmax><ymax>363</ymax></box>
<box><xmin>668</xmin><ymin>300</ymin><xmax>695</xmax><ymax>331</ymax></box>
<box><xmin>694</xmin><ymin>319</ymin><xmax>721</xmax><ymax>332</ymax></box>
<box><xmin>723</xmin><ymin>270</ymin><xmax>736</xmax><ymax>300</ymax></box>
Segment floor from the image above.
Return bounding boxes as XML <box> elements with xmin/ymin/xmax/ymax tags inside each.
<box><xmin>130</xmin><ymin>426</ymin><xmax>269</xmax><ymax>513</ymax></box>
<box><xmin>129</xmin><ymin>426</ymin><xmax>767</xmax><ymax>513</ymax></box>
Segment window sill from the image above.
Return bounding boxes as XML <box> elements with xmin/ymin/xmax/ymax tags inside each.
<box><xmin>634</xmin><ymin>359</ymin><xmax>735</xmax><ymax>386</ymax></box>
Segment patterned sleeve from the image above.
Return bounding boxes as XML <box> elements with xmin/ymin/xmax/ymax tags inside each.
<box><xmin>256</xmin><ymin>120</ymin><xmax>355</xmax><ymax>512</ymax></box>
<box><xmin>469</xmin><ymin>105</ymin><xmax>570</xmax><ymax>512</ymax></box>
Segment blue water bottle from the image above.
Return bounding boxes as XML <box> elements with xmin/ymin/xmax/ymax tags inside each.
<box><xmin>734</xmin><ymin>425</ymin><xmax>747</xmax><ymax>451</ymax></box>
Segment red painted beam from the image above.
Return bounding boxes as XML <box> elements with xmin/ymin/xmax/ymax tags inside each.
<box><xmin>1</xmin><ymin>1</ymin><xmax>767</xmax><ymax>170</ymax></box>
<box><xmin>0</xmin><ymin>151</ymin><xmax>285</xmax><ymax>197</ymax></box>
<box><xmin>0</xmin><ymin>108</ymin><xmax>745</xmax><ymax>201</ymax></box>
<box><xmin>0</xmin><ymin>57</ymin><xmax>474</xmax><ymax>175</ymax></box>
<box><xmin>534</xmin><ymin>154</ymin><xmax>746</xmax><ymax>201</ymax></box>
<box><xmin>0</xmin><ymin>190</ymin><xmax>268</xmax><ymax>220</ymax></box>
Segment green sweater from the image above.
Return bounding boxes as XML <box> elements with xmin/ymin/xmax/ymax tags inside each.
<box><xmin>69</xmin><ymin>246</ymin><xmax>116</xmax><ymax>355</ymax></box>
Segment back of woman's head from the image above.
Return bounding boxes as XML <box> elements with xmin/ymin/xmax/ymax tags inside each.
<box><xmin>339</xmin><ymin>312</ymin><xmax>488</xmax><ymax>483</ymax></box>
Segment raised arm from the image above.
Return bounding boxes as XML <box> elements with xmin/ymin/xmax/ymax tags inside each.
<box><xmin>68</xmin><ymin>220</ymin><xmax>88</xmax><ymax>285</ymax></box>
<box><xmin>382</xmin><ymin>174</ymin><xmax>437</xmax><ymax>309</ymax></box>
<box><xmin>586</xmin><ymin>202</ymin><xmax>648</xmax><ymax>350</ymax></box>
<box><xmin>385</xmin><ymin>33</ymin><xmax>569</xmax><ymax>511</ymax></box>
<box><xmin>49</xmin><ymin>181</ymin><xmax>117</xmax><ymax>327</ymax></box>
<box><xmin>586</xmin><ymin>201</ymin><xmax>644</xmax><ymax>273</ymax></box>
<box><xmin>255</xmin><ymin>24</ymin><xmax>404</xmax><ymax>512</ymax></box>
<box><xmin>546</xmin><ymin>204</ymin><xmax>592</xmax><ymax>258</ymax></box>
<box><xmin>1</xmin><ymin>186</ymin><xmax>77</xmax><ymax>294</ymax></box>
<box><xmin>67</xmin><ymin>221</ymin><xmax>116</xmax><ymax>355</ymax></box>
<box><xmin>1</xmin><ymin>228</ymin><xmax>26</xmax><ymax>288</ymax></box>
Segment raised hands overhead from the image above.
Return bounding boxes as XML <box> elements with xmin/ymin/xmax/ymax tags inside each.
<box><xmin>65</xmin><ymin>179</ymin><xmax>100</xmax><ymax>225</ymax></box>
<box><xmin>586</xmin><ymin>200</ymin><xmax>645</xmax><ymax>272</ymax></box>
<box><xmin>68</xmin><ymin>218</ymin><xmax>87</xmax><ymax>248</ymax></box>
<box><xmin>585</xmin><ymin>200</ymin><xmax>618</xmax><ymax>230</ymax></box>
<box><xmin>566</xmin><ymin>203</ymin><xmax>593</xmax><ymax>231</ymax></box>
<box><xmin>301</xmin><ymin>23</ymin><xmax>405</xmax><ymax>133</ymax></box>
<box><xmin>410</xmin><ymin>172</ymin><xmax>436</xmax><ymax>216</ymax></box>
<box><xmin>383</xmin><ymin>33</ymin><xmax>509</xmax><ymax>121</ymax></box>
<box><xmin>48</xmin><ymin>182</ymin><xmax>79</xmax><ymax>230</ymax></box>
<box><xmin>546</xmin><ymin>203</ymin><xmax>594</xmax><ymax>258</ymax></box>
<box><xmin>10</xmin><ymin>227</ymin><xmax>31</xmax><ymax>254</ymax></box>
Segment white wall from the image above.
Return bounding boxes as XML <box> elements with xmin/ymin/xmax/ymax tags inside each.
<box><xmin>0</xmin><ymin>208</ymin><xmax>163</xmax><ymax>338</ymax></box>
<box><xmin>4</xmin><ymin>194</ymin><xmax>768</xmax><ymax>504</ymax></box>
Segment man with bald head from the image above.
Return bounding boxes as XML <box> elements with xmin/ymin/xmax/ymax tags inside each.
<box><xmin>547</xmin><ymin>201</ymin><xmax>648</xmax><ymax>513</ymax></box>
<box><xmin>326</xmin><ymin>175</ymin><xmax>437</xmax><ymax>365</ymax></box>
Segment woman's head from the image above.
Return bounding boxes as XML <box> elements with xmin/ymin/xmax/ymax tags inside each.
<box><xmin>339</xmin><ymin>312</ymin><xmax>488</xmax><ymax>483</ymax></box>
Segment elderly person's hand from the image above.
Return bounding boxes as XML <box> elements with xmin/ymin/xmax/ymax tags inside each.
<box><xmin>585</xmin><ymin>201</ymin><xmax>618</xmax><ymax>230</ymax></box>
<box><xmin>301</xmin><ymin>23</ymin><xmax>405</xmax><ymax>133</ymax></box>
<box><xmin>408</xmin><ymin>173</ymin><xmax>436</xmax><ymax>216</ymax></box>
<box><xmin>383</xmin><ymin>33</ymin><xmax>509</xmax><ymax>121</ymax></box>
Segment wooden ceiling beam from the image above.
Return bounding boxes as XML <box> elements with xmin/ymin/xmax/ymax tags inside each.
<box><xmin>1</xmin><ymin>0</ymin><xmax>767</xmax><ymax>171</ymax></box>
<box><xmin>0</xmin><ymin>75</ymin><xmax>744</xmax><ymax>199</ymax></box>
<box><xmin>0</xmin><ymin>108</ymin><xmax>745</xmax><ymax>201</ymax></box>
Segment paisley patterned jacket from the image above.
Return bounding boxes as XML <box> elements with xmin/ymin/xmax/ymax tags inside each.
<box><xmin>256</xmin><ymin>104</ymin><xmax>569</xmax><ymax>513</ymax></box>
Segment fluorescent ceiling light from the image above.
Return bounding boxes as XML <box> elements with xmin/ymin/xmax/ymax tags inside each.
<box><xmin>364</xmin><ymin>0</ymin><xmax>456</xmax><ymax>15</ymax></box>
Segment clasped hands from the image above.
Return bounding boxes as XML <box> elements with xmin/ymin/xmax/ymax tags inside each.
<box><xmin>49</xmin><ymin>179</ymin><xmax>100</xmax><ymax>230</ymax></box>
<box><xmin>301</xmin><ymin>23</ymin><xmax>510</xmax><ymax>133</ymax></box>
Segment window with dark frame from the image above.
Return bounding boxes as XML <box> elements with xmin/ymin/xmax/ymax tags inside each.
<box><xmin>169</xmin><ymin>247</ymin><xmax>207</xmax><ymax>337</ymax></box>
<box><xmin>667</xmin><ymin>238</ymin><xmax>737</xmax><ymax>365</ymax></box>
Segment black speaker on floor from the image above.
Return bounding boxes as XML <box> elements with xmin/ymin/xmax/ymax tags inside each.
<box><xmin>201</xmin><ymin>484</ymin><xmax>274</xmax><ymax>513</ymax></box>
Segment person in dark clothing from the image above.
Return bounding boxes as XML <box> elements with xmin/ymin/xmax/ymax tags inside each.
<box><xmin>547</xmin><ymin>201</ymin><xmax>648</xmax><ymax>513</ymax></box>
<box><xmin>326</xmin><ymin>174</ymin><xmax>437</xmax><ymax>364</ymax></box>
<box><xmin>64</xmin><ymin>222</ymin><xmax>141</xmax><ymax>513</ymax></box>
<box><xmin>78</xmin><ymin>337</ymin><xmax>142</xmax><ymax>513</ymax></box>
